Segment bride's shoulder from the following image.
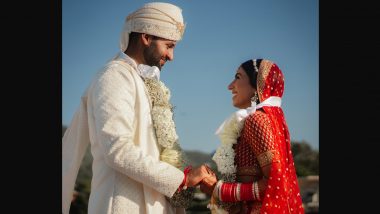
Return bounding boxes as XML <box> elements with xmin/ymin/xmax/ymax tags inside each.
<box><xmin>245</xmin><ymin>110</ymin><xmax>271</xmax><ymax>127</ymax></box>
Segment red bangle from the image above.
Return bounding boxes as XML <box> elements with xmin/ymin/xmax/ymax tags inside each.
<box><xmin>240</xmin><ymin>183</ymin><xmax>254</xmax><ymax>201</ymax></box>
<box><xmin>178</xmin><ymin>165</ymin><xmax>192</xmax><ymax>192</ymax></box>
<box><xmin>220</xmin><ymin>183</ymin><xmax>238</xmax><ymax>202</ymax></box>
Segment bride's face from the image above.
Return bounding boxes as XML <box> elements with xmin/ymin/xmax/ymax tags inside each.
<box><xmin>228</xmin><ymin>67</ymin><xmax>256</xmax><ymax>109</ymax></box>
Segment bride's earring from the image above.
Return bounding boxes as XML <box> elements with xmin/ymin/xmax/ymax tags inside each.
<box><xmin>251</xmin><ymin>92</ymin><xmax>258</xmax><ymax>106</ymax></box>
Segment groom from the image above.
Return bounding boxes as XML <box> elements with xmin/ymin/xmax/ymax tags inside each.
<box><xmin>62</xmin><ymin>2</ymin><xmax>213</xmax><ymax>214</ymax></box>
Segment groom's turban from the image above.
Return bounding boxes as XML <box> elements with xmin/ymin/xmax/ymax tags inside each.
<box><xmin>120</xmin><ymin>2</ymin><xmax>185</xmax><ymax>52</ymax></box>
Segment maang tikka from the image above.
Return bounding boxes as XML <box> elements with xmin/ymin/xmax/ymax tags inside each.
<box><xmin>251</xmin><ymin>59</ymin><xmax>259</xmax><ymax>107</ymax></box>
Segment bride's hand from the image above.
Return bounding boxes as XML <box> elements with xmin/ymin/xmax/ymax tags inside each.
<box><xmin>200</xmin><ymin>169</ymin><xmax>217</xmax><ymax>196</ymax></box>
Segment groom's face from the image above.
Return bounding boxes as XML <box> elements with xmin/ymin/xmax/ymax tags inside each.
<box><xmin>143</xmin><ymin>35</ymin><xmax>177</xmax><ymax>70</ymax></box>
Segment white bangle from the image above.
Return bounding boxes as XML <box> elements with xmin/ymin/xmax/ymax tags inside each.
<box><xmin>213</xmin><ymin>180</ymin><xmax>223</xmax><ymax>200</ymax></box>
<box><xmin>254</xmin><ymin>181</ymin><xmax>260</xmax><ymax>201</ymax></box>
<box><xmin>236</xmin><ymin>183</ymin><xmax>241</xmax><ymax>201</ymax></box>
<box><xmin>252</xmin><ymin>182</ymin><xmax>256</xmax><ymax>200</ymax></box>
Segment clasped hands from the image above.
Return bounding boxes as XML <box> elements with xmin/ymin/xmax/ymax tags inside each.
<box><xmin>185</xmin><ymin>164</ymin><xmax>218</xmax><ymax>195</ymax></box>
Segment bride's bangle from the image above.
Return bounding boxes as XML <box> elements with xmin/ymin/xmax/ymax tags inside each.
<box><xmin>213</xmin><ymin>180</ymin><xmax>223</xmax><ymax>200</ymax></box>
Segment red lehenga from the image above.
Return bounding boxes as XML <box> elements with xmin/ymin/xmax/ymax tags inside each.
<box><xmin>214</xmin><ymin>60</ymin><xmax>304</xmax><ymax>214</ymax></box>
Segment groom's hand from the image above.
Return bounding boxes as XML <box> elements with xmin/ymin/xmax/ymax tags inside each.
<box><xmin>185</xmin><ymin>165</ymin><xmax>213</xmax><ymax>187</ymax></box>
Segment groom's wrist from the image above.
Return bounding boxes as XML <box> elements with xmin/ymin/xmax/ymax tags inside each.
<box><xmin>177</xmin><ymin>165</ymin><xmax>192</xmax><ymax>192</ymax></box>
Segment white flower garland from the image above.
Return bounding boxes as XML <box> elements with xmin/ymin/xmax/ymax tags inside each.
<box><xmin>143</xmin><ymin>78</ymin><xmax>184</xmax><ymax>169</ymax></box>
<box><xmin>143</xmin><ymin>77</ymin><xmax>195</xmax><ymax>208</ymax></box>
<box><xmin>210</xmin><ymin>107</ymin><xmax>256</xmax><ymax>212</ymax></box>
<box><xmin>212</xmin><ymin>110</ymin><xmax>250</xmax><ymax>175</ymax></box>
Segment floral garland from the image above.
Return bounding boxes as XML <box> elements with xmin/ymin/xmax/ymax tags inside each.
<box><xmin>212</xmin><ymin>111</ymin><xmax>247</xmax><ymax>177</ymax></box>
<box><xmin>143</xmin><ymin>77</ymin><xmax>194</xmax><ymax>207</ymax></box>
<box><xmin>211</xmin><ymin>110</ymin><xmax>251</xmax><ymax>212</ymax></box>
<box><xmin>142</xmin><ymin>78</ymin><xmax>183</xmax><ymax>167</ymax></box>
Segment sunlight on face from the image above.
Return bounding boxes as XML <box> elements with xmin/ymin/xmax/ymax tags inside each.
<box><xmin>227</xmin><ymin>67</ymin><xmax>256</xmax><ymax>109</ymax></box>
<box><xmin>144</xmin><ymin>37</ymin><xmax>176</xmax><ymax>70</ymax></box>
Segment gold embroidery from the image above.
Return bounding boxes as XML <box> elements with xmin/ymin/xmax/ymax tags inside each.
<box><xmin>236</xmin><ymin>166</ymin><xmax>260</xmax><ymax>176</ymax></box>
<box><xmin>249</xmin><ymin>111</ymin><xmax>276</xmax><ymax>155</ymax></box>
<box><xmin>257</xmin><ymin>150</ymin><xmax>276</xmax><ymax>167</ymax></box>
<box><xmin>257</xmin><ymin>60</ymin><xmax>273</xmax><ymax>102</ymax></box>
<box><xmin>126</xmin><ymin>7</ymin><xmax>185</xmax><ymax>40</ymax></box>
<box><xmin>236</xmin><ymin>166</ymin><xmax>263</xmax><ymax>183</ymax></box>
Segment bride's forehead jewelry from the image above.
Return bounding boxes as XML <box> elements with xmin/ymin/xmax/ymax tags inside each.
<box><xmin>253</xmin><ymin>59</ymin><xmax>259</xmax><ymax>73</ymax></box>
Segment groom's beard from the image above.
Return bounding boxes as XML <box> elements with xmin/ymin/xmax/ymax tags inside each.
<box><xmin>143</xmin><ymin>41</ymin><xmax>163</xmax><ymax>70</ymax></box>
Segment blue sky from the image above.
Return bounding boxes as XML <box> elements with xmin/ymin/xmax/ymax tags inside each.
<box><xmin>63</xmin><ymin>0</ymin><xmax>319</xmax><ymax>153</ymax></box>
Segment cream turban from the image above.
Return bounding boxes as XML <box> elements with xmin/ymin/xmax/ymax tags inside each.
<box><xmin>120</xmin><ymin>2</ymin><xmax>185</xmax><ymax>52</ymax></box>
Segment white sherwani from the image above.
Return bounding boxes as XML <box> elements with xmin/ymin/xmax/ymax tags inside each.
<box><xmin>62</xmin><ymin>53</ymin><xmax>185</xmax><ymax>214</ymax></box>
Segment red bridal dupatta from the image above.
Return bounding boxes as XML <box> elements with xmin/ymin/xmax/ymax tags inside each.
<box><xmin>257</xmin><ymin>60</ymin><xmax>304</xmax><ymax>213</ymax></box>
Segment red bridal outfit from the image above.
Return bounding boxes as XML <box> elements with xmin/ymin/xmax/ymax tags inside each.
<box><xmin>216</xmin><ymin>60</ymin><xmax>304</xmax><ymax>214</ymax></box>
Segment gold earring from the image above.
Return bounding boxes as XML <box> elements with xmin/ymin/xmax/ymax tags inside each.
<box><xmin>251</xmin><ymin>92</ymin><xmax>258</xmax><ymax>105</ymax></box>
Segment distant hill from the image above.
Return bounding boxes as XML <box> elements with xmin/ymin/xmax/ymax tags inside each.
<box><xmin>183</xmin><ymin>150</ymin><xmax>215</xmax><ymax>168</ymax></box>
<box><xmin>63</xmin><ymin>124</ymin><xmax>318</xmax><ymax>176</ymax></box>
